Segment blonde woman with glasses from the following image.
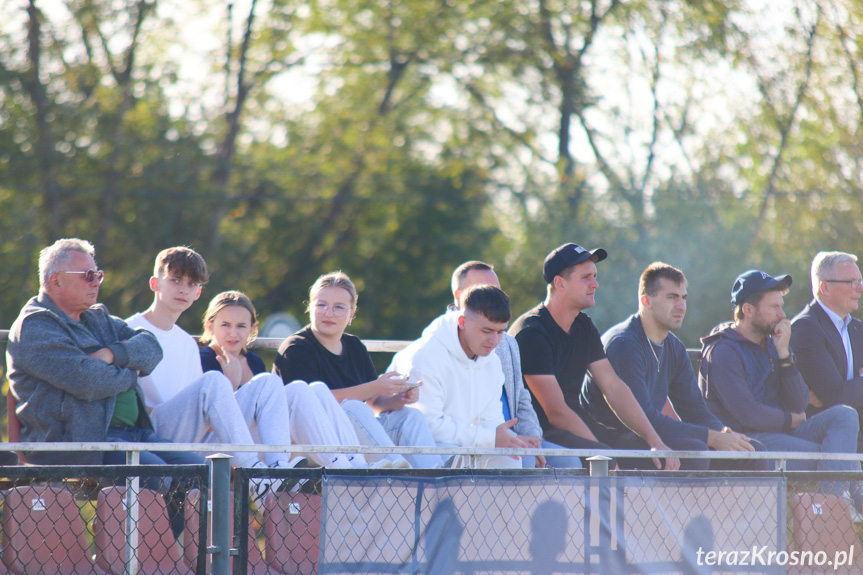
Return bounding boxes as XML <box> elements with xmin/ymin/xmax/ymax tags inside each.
<box><xmin>274</xmin><ymin>272</ymin><xmax>443</xmax><ymax>468</ymax></box>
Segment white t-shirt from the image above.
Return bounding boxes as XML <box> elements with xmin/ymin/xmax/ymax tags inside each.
<box><xmin>126</xmin><ymin>313</ymin><xmax>203</xmax><ymax>408</ymax></box>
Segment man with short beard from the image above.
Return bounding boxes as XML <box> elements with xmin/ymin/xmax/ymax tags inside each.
<box><xmin>510</xmin><ymin>243</ymin><xmax>679</xmax><ymax>471</ymax></box>
<box><xmin>699</xmin><ymin>270</ymin><xmax>860</xmax><ymax>500</ymax></box>
<box><xmin>581</xmin><ymin>262</ymin><xmax>758</xmax><ymax>470</ymax></box>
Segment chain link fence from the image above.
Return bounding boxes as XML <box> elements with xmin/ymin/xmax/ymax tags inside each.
<box><xmin>3</xmin><ymin>457</ymin><xmax>863</xmax><ymax>574</ymax></box>
<box><xmin>230</xmin><ymin>467</ymin><xmax>863</xmax><ymax>575</ymax></box>
<box><xmin>0</xmin><ymin>463</ymin><xmax>209</xmax><ymax>575</ymax></box>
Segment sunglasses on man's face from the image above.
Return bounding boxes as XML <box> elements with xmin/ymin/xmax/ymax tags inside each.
<box><xmin>57</xmin><ymin>269</ymin><xmax>105</xmax><ymax>284</ymax></box>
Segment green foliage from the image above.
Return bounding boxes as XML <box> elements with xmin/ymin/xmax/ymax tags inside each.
<box><xmin>1</xmin><ymin>0</ymin><xmax>863</xmax><ymax>354</ymax></box>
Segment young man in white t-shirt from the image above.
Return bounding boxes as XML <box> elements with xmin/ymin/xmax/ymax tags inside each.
<box><xmin>127</xmin><ymin>246</ymin><xmax>306</xmax><ymax>497</ymax></box>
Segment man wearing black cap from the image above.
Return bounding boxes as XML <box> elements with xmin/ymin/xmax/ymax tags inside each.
<box><xmin>699</xmin><ymin>270</ymin><xmax>860</xmax><ymax>484</ymax></box>
<box><xmin>509</xmin><ymin>243</ymin><xmax>680</xmax><ymax>470</ymax></box>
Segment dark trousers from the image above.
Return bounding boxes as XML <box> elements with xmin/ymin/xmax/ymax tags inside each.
<box><xmin>542</xmin><ymin>427</ymin><xmax>616</xmax><ymax>468</ymax></box>
<box><xmin>597</xmin><ymin>428</ymin><xmax>770</xmax><ymax>471</ymax></box>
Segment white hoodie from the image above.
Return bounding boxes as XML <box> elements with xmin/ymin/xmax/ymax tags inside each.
<box><xmin>392</xmin><ymin>311</ymin><xmax>505</xmax><ymax>448</ymax></box>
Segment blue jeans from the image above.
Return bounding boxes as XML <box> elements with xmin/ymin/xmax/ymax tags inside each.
<box><xmin>104</xmin><ymin>426</ymin><xmax>206</xmax><ymax>492</ymax></box>
<box><xmin>750</xmin><ymin>405</ymin><xmax>860</xmax><ymax>496</ymax></box>
<box><xmin>104</xmin><ymin>426</ymin><xmax>206</xmax><ymax>537</ymax></box>
<box><xmin>748</xmin><ymin>405</ymin><xmax>860</xmax><ymax>472</ymax></box>
<box><xmin>522</xmin><ymin>439</ymin><xmax>583</xmax><ymax>469</ymax></box>
<box><xmin>104</xmin><ymin>426</ymin><xmax>206</xmax><ymax>467</ymax></box>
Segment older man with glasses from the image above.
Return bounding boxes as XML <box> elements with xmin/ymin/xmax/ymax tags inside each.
<box><xmin>792</xmin><ymin>251</ymin><xmax>863</xmax><ymax>451</ymax></box>
<box><xmin>5</xmin><ymin>238</ymin><xmax>204</xmax><ymax>474</ymax></box>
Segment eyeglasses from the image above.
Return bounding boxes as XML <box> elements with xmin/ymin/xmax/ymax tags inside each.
<box><xmin>824</xmin><ymin>278</ymin><xmax>863</xmax><ymax>289</ymax></box>
<box><xmin>313</xmin><ymin>302</ymin><xmax>350</xmax><ymax>317</ymax></box>
<box><xmin>58</xmin><ymin>269</ymin><xmax>105</xmax><ymax>285</ymax></box>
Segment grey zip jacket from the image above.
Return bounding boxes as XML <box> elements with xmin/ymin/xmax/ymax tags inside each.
<box><xmin>6</xmin><ymin>293</ymin><xmax>162</xmax><ymax>464</ymax></box>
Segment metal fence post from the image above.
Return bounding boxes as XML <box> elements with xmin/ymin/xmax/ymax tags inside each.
<box><xmin>125</xmin><ymin>450</ymin><xmax>140</xmax><ymax>575</ymax></box>
<box><xmin>587</xmin><ymin>455</ymin><xmax>611</xmax><ymax>477</ymax></box>
<box><xmin>208</xmin><ymin>454</ymin><xmax>232</xmax><ymax>575</ymax></box>
<box><xmin>587</xmin><ymin>456</ymin><xmax>617</xmax><ymax>575</ymax></box>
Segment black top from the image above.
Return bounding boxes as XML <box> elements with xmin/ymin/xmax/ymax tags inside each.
<box><xmin>199</xmin><ymin>346</ymin><xmax>267</xmax><ymax>376</ymax></box>
<box><xmin>273</xmin><ymin>325</ymin><xmax>377</xmax><ymax>389</ymax></box>
<box><xmin>508</xmin><ymin>303</ymin><xmax>606</xmax><ymax>432</ymax></box>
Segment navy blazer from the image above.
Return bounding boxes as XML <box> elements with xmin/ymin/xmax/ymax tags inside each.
<box><xmin>790</xmin><ymin>299</ymin><xmax>863</xmax><ymax>408</ymax></box>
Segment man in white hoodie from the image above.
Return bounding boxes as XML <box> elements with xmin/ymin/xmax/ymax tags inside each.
<box><xmin>394</xmin><ymin>284</ymin><xmax>525</xmax><ymax>468</ymax></box>
<box><xmin>390</xmin><ymin>260</ymin><xmax>581</xmax><ymax>469</ymax></box>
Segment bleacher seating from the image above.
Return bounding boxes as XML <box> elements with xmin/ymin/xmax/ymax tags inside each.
<box><xmin>263</xmin><ymin>492</ymin><xmax>321</xmax><ymax>575</ymax></box>
<box><xmin>1</xmin><ymin>485</ymin><xmax>95</xmax><ymax>575</ymax></box>
<box><xmin>92</xmin><ymin>486</ymin><xmax>191</xmax><ymax>575</ymax></box>
<box><xmin>182</xmin><ymin>488</ymin><xmax>274</xmax><ymax>574</ymax></box>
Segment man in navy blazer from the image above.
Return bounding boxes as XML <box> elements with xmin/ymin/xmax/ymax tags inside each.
<box><xmin>791</xmin><ymin>251</ymin><xmax>863</xmax><ymax>448</ymax></box>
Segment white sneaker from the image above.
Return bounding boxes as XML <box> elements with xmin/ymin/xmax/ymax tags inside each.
<box><xmin>391</xmin><ymin>458</ymin><xmax>411</xmax><ymax>469</ymax></box>
<box><xmin>366</xmin><ymin>459</ymin><xmax>394</xmax><ymax>469</ymax></box>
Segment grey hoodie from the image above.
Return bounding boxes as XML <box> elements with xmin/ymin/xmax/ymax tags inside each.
<box><xmin>6</xmin><ymin>293</ymin><xmax>162</xmax><ymax>464</ymax></box>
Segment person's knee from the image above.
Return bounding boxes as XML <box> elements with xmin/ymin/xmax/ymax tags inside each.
<box><xmin>676</xmin><ymin>441</ymin><xmax>711</xmax><ymax>471</ymax></box>
<box><xmin>665</xmin><ymin>435</ymin><xmax>707</xmax><ymax>452</ymax></box>
<box><xmin>400</xmin><ymin>406</ymin><xmax>425</xmax><ymax>424</ymax></box>
<box><xmin>827</xmin><ymin>405</ymin><xmax>860</xmax><ymax>433</ymax></box>
<box><xmin>544</xmin><ymin>454</ymin><xmax>582</xmax><ymax>469</ymax></box>
<box><xmin>284</xmin><ymin>379</ymin><xmax>314</xmax><ymax>401</ymax></box>
<box><xmin>250</xmin><ymin>372</ymin><xmax>283</xmax><ymax>388</ymax></box>
<box><xmin>307</xmin><ymin>381</ymin><xmax>332</xmax><ymax>398</ymax></box>
<box><xmin>341</xmin><ymin>398</ymin><xmax>373</xmax><ymax>417</ymax></box>
<box><xmin>484</xmin><ymin>455</ymin><xmax>521</xmax><ymax>469</ymax></box>
<box><xmin>248</xmin><ymin>373</ymin><xmax>289</xmax><ymax>398</ymax></box>
<box><xmin>200</xmin><ymin>371</ymin><xmax>234</xmax><ymax>396</ymax></box>
<box><xmin>285</xmin><ymin>378</ymin><xmax>313</xmax><ymax>389</ymax></box>
<box><xmin>738</xmin><ymin>438</ymin><xmax>770</xmax><ymax>470</ymax></box>
<box><xmin>749</xmin><ymin>438</ymin><xmax>768</xmax><ymax>452</ymax></box>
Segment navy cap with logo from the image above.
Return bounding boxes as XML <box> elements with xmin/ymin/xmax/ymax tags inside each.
<box><xmin>730</xmin><ymin>270</ymin><xmax>793</xmax><ymax>306</ymax></box>
<box><xmin>543</xmin><ymin>243</ymin><xmax>608</xmax><ymax>284</ymax></box>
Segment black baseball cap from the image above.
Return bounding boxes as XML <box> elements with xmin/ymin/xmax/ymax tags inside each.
<box><xmin>543</xmin><ymin>243</ymin><xmax>608</xmax><ymax>284</ymax></box>
<box><xmin>730</xmin><ymin>270</ymin><xmax>793</xmax><ymax>306</ymax></box>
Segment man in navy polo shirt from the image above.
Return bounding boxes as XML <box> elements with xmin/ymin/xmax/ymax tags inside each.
<box><xmin>581</xmin><ymin>262</ymin><xmax>761</xmax><ymax>470</ymax></box>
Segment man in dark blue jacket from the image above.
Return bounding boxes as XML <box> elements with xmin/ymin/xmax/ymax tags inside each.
<box><xmin>699</xmin><ymin>270</ymin><xmax>860</xmax><ymax>503</ymax></box>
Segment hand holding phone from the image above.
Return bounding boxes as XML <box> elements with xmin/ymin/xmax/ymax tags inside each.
<box><xmin>404</xmin><ymin>375</ymin><xmax>422</xmax><ymax>388</ymax></box>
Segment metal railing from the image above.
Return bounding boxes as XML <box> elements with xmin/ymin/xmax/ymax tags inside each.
<box><xmin>3</xmin><ymin>443</ymin><xmax>863</xmax><ymax>575</ymax></box>
<box><xmin>0</xmin><ymin>330</ymin><xmax>705</xmax><ymax>359</ymax></box>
